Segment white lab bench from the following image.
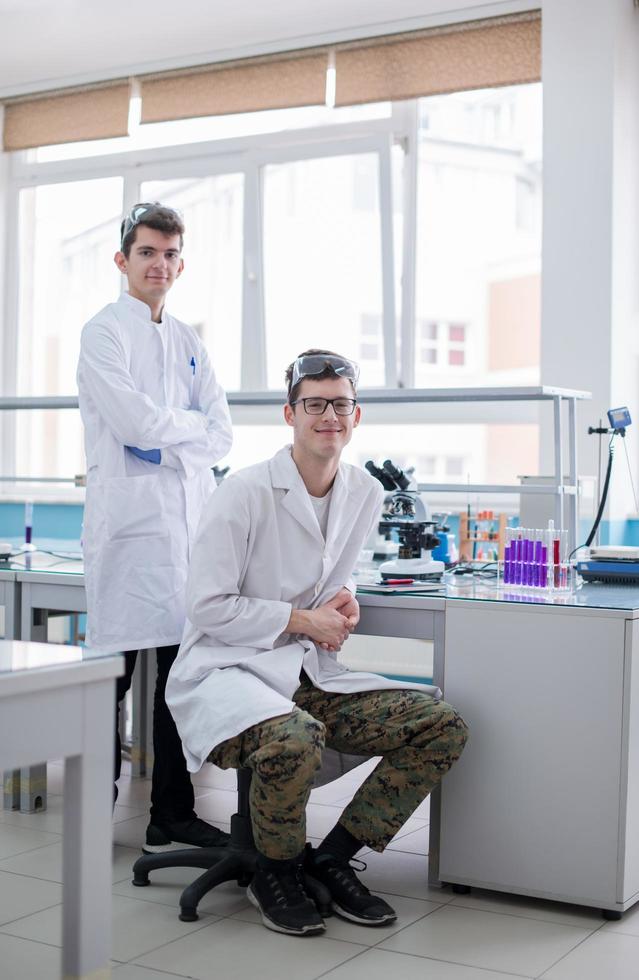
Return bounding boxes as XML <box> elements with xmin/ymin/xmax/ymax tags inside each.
<box><xmin>358</xmin><ymin>581</ymin><xmax>639</xmax><ymax>919</ymax></box>
<box><xmin>1</xmin><ymin>554</ymin><xmax>155</xmax><ymax>811</ymax></box>
<box><xmin>17</xmin><ymin>560</ymin><xmax>87</xmax><ymax>644</ymax></box>
<box><xmin>0</xmin><ymin>565</ymin><xmax>19</xmax><ymax>641</ymax></box>
<box><xmin>6</xmin><ymin>553</ymin><xmax>639</xmax><ymax>919</ymax></box>
<box><xmin>0</xmin><ymin>640</ymin><xmax>123</xmax><ymax>979</ymax></box>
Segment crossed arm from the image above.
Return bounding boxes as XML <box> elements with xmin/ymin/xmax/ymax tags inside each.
<box><xmin>79</xmin><ymin>322</ymin><xmax>232</xmax><ymax>475</ymax></box>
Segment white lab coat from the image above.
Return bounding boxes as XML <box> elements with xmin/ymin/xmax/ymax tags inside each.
<box><xmin>77</xmin><ymin>292</ymin><xmax>233</xmax><ymax>653</ymax></box>
<box><xmin>167</xmin><ymin>445</ymin><xmax>440</xmax><ymax>773</ymax></box>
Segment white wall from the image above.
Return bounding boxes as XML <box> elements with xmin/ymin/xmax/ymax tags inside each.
<box><xmin>540</xmin><ymin>0</ymin><xmax>639</xmax><ymax>520</ymax></box>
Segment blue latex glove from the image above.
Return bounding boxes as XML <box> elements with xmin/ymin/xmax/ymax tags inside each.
<box><xmin>126</xmin><ymin>446</ymin><xmax>161</xmax><ymax>465</ymax></box>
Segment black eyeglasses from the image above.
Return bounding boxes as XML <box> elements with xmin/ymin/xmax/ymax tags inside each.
<box><xmin>290</xmin><ymin>397</ymin><xmax>357</xmax><ymax>416</ymax></box>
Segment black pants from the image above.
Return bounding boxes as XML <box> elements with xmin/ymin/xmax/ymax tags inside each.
<box><xmin>114</xmin><ymin>645</ymin><xmax>195</xmax><ymax>822</ymax></box>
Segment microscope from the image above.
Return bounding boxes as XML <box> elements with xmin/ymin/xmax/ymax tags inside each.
<box><xmin>365</xmin><ymin>460</ymin><xmax>445</xmax><ymax>580</ymax></box>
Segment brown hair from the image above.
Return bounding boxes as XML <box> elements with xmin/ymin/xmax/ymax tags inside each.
<box><xmin>285</xmin><ymin>349</ymin><xmax>357</xmax><ymax>405</ymax></box>
<box><xmin>120</xmin><ymin>203</ymin><xmax>185</xmax><ymax>258</ymax></box>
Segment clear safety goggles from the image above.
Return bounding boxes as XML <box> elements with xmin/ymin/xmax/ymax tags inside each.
<box><xmin>290</xmin><ymin>354</ymin><xmax>360</xmax><ymax>389</ymax></box>
<box><xmin>120</xmin><ymin>202</ymin><xmax>183</xmax><ymax>248</ymax></box>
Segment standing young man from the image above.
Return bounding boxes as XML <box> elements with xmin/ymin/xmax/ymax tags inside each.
<box><xmin>77</xmin><ymin>202</ymin><xmax>233</xmax><ymax>851</ymax></box>
<box><xmin>167</xmin><ymin>350</ymin><xmax>468</xmax><ymax>935</ymax></box>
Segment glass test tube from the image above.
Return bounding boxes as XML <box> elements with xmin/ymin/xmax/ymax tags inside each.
<box><xmin>503</xmin><ymin>526</ymin><xmax>513</xmax><ymax>584</ymax></box>
<box><xmin>512</xmin><ymin>527</ymin><xmax>551</xmax><ymax>591</ymax></box>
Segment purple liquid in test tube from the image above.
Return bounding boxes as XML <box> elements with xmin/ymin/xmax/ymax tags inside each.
<box><xmin>529</xmin><ymin>538</ymin><xmax>536</xmax><ymax>586</ymax></box>
<box><xmin>524</xmin><ymin>538</ymin><xmax>532</xmax><ymax>585</ymax></box>
<box><xmin>504</xmin><ymin>544</ymin><xmax>512</xmax><ymax>583</ymax></box>
<box><xmin>25</xmin><ymin>501</ymin><xmax>33</xmax><ymax>545</ymax></box>
<box><xmin>514</xmin><ymin>536</ymin><xmax>522</xmax><ymax>584</ymax></box>
<box><xmin>528</xmin><ymin>538</ymin><xmax>535</xmax><ymax>586</ymax></box>
<box><xmin>533</xmin><ymin>539</ymin><xmax>542</xmax><ymax>587</ymax></box>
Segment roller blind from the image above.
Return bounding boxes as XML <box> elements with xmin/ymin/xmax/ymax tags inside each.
<box><xmin>140</xmin><ymin>12</ymin><xmax>540</xmax><ymax>126</ymax></box>
<box><xmin>2</xmin><ymin>11</ymin><xmax>540</xmax><ymax>149</ymax></box>
<box><xmin>3</xmin><ymin>82</ymin><xmax>130</xmax><ymax>152</ymax></box>
<box><xmin>334</xmin><ymin>14</ymin><xmax>541</xmax><ymax>106</ymax></box>
<box><xmin>140</xmin><ymin>51</ymin><xmax>327</xmax><ymax>125</ymax></box>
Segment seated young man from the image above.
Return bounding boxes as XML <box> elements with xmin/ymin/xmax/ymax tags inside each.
<box><xmin>166</xmin><ymin>350</ymin><xmax>468</xmax><ymax>937</ymax></box>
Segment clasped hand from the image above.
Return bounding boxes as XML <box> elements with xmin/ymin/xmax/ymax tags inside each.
<box><xmin>310</xmin><ymin>588</ymin><xmax>360</xmax><ymax>653</ymax></box>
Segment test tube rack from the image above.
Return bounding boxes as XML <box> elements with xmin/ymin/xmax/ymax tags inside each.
<box><xmin>501</xmin><ymin>526</ymin><xmax>571</xmax><ymax>592</ymax></box>
<box><xmin>459</xmin><ymin>512</ymin><xmax>508</xmax><ymax>563</ymax></box>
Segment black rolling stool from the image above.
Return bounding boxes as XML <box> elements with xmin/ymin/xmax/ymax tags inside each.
<box><xmin>132</xmin><ymin>767</ymin><xmax>331</xmax><ymax>921</ymax></box>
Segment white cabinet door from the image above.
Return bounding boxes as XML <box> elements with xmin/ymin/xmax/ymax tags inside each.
<box><xmin>621</xmin><ymin>619</ymin><xmax>639</xmax><ymax>902</ymax></box>
<box><xmin>440</xmin><ymin>602</ymin><xmax>626</xmax><ymax>907</ymax></box>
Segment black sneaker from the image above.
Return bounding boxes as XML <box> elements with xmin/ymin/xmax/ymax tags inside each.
<box><xmin>305</xmin><ymin>847</ymin><xmax>397</xmax><ymax>926</ymax></box>
<box><xmin>247</xmin><ymin>864</ymin><xmax>326</xmax><ymax>936</ymax></box>
<box><xmin>142</xmin><ymin>817</ymin><xmax>230</xmax><ymax>853</ymax></box>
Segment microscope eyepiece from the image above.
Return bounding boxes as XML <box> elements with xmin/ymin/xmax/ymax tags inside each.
<box><xmin>382</xmin><ymin>460</ymin><xmax>410</xmax><ymax>490</ymax></box>
<box><xmin>365</xmin><ymin>460</ymin><xmax>396</xmax><ymax>491</ymax></box>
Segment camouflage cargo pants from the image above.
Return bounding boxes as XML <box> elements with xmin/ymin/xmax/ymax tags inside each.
<box><xmin>209</xmin><ymin>673</ymin><xmax>468</xmax><ymax>860</ymax></box>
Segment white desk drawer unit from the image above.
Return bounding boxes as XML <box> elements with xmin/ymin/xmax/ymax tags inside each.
<box><xmin>439</xmin><ymin>600</ymin><xmax>639</xmax><ymax>917</ymax></box>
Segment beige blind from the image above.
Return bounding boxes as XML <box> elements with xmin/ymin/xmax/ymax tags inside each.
<box><xmin>2</xmin><ymin>12</ymin><xmax>540</xmax><ymax>149</ymax></box>
<box><xmin>140</xmin><ymin>12</ymin><xmax>539</xmax><ymax>126</ymax></box>
<box><xmin>335</xmin><ymin>14</ymin><xmax>541</xmax><ymax>106</ymax></box>
<box><xmin>3</xmin><ymin>82</ymin><xmax>130</xmax><ymax>152</ymax></box>
<box><xmin>140</xmin><ymin>52</ymin><xmax>327</xmax><ymax>125</ymax></box>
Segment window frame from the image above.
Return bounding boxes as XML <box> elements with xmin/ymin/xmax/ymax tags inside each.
<box><xmin>0</xmin><ymin>93</ymin><xmax>542</xmax><ymax>484</ymax></box>
<box><xmin>3</xmin><ymin>115</ymin><xmax>403</xmax><ymax>398</ymax></box>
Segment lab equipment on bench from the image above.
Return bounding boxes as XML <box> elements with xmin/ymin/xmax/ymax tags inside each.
<box><xmin>430</xmin><ymin>514</ymin><xmax>458</xmax><ymax>566</ymax></box>
<box><xmin>364</xmin><ymin>461</ymin><xmax>401</xmax><ymax>560</ymax></box>
<box><xmin>366</xmin><ymin>459</ymin><xmax>444</xmax><ymax>580</ymax></box>
<box><xmin>607</xmin><ymin>407</ymin><xmax>632</xmax><ymax>432</ymax></box>
<box><xmin>576</xmin><ymin>547</ymin><xmax>639</xmax><ymax>584</ymax></box>
<box><xmin>576</xmin><ymin>405</ymin><xmax>639</xmax><ymax>583</ymax></box>
<box><xmin>500</xmin><ymin>521</ymin><xmax>572</xmax><ymax>592</ymax></box>
<box><xmin>458</xmin><ymin>510</ymin><xmax>507</xmax><ymax>563</ymax></box>
<box><xmin>21</xmin><ymin>500</ymin><xmax>36</xmax><ymax>552</ymax></box>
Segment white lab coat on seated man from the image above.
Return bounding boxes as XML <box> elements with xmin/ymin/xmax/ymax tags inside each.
<box><xmin>166</xmin><ymin>444</ymin><xmax>440</xmax><ymax>774</ymax></box>
<box><xmin>77</xmin><ymin>292</ymin><xmax>233</xmax><ymax>653</ymax></box>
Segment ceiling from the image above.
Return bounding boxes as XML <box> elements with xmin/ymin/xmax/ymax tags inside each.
<box><xmin>0</xmin><ymin>0</ymin><xmax>533</xmax><ymax>98</ymax></box>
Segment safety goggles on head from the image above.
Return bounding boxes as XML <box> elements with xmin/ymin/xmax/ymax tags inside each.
<box><xmin>290</xmin><ymin>354</ymin><xmax>360</xmax><ymax>390</ymax></box>
<box><xmin>120</xmin><ymin>202</ymin><xmax>183</xmax><ymax>249</ymax></box>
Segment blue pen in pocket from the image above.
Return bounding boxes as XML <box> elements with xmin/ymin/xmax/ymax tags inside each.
<box><xmin>190</xmin><ymin>356</ymin><xmax>196</xmax><ymax>375</ymax></box>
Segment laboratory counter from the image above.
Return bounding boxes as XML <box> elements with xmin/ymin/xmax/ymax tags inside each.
<box><xmin>0</xmin><ymin>639</ymin><xmax>123</xmax><ymax>978</ymax></box>
<box><xmin>357</xmin><ymin>577</ymin><xmax>639</xmax><ymax>919</ymax></box>
<box><xmin>3</xmin><ymin>554</ymin><xmax>639</xmax><ymax>918</ymax></box>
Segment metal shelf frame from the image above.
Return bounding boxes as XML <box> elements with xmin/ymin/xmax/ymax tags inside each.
<box><xmin>0</xmin><ymin>385</ymin><xmax>591</xmax><ymax>551</ymax></box>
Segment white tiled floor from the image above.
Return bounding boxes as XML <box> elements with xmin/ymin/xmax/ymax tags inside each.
<box><xmin>0</xmin><ymin>760</ymin><xmax>637</xmax><ymax>979</ymax></box>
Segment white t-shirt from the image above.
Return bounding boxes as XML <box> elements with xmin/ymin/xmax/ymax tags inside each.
<box><xmin>309</xmin><ymin>487</ymin><xmax>333</xmax><ymax>540</ymax></box>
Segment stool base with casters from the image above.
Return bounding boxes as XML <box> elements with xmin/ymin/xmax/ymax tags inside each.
<box><xmin>131</xmin><ymin>768</ymin><xmax>331</xmax><ymax>921</ymax></box>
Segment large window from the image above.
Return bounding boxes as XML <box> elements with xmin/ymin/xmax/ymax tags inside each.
<box><xmin>263</xmin><ymin>152</ymin><xmax>386</xmax><ymax>388</ymax></box>
<box><xmin>3</xmin><ymin>85</ymin><xmax>543</xmax><ymax>493</ymax></box>
<box><xmin>415</xmin><ymin>85</ymin><xmax>542</xmax><ymax>388</ymax></box>
<box><xmin>141</xmin><ymin>176</ymin><xmax>244</xmax><ymax>392</ymax></box>
<box><xmin>15</xmin><ymin>178</ymin><xmax>123</xmax><ymax>480</ymax></box>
